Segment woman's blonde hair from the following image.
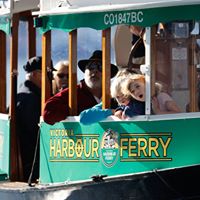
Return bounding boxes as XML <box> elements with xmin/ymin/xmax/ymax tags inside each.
<box><xmin>111</xmin><ymin>68</ymin><xmax>140</xmax><ymax>98</ymax></box>
<box><xmin>122</xmin><ymin>74</ymin><xmax>145</xmax><ymax>96</ymax></box>
<box><xmin>111</xmin><ymin>76</ymin><xmax>130</xmax><ymax>100</ymax></box>
<box><xmin>115</xmin><ymin>68</ymin><xmax>140</xmax><ymax>78</ymax></box>
<box><xmin>111</xmin><ymin>76</ymin><xmax>125</xmax><ymax>98</ymax></box>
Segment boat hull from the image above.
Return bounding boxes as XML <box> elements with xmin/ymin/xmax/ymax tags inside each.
<box><xmin>0</xmin><ymin>164</ymin><xmax>200</xmax><ymax>200</ymax></box>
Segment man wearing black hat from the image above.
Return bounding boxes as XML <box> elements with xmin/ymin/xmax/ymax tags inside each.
<box><xmin>43</xmin><ymin>50</ymin><xmax>118</xmax><ymax>125</ymax></box>
<box><xmin>16</xmin><ymin>56</ymin><xmax>53</xmax><ymax>182</ymax></box>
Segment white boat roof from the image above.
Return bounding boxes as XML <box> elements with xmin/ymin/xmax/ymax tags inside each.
<box><xmin>37</xmin><ymin>0</ymin><xmax>200</xmax><ymax>16</ymax></box>
<box><xmin>0</xmin><ymin>0</ymin><xmax>39</xmax><ymax>16</ymax></box>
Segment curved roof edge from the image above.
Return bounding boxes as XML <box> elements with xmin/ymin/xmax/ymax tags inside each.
<box><xmin>35</xmin><ymin>4</ymin><xmax>200</xmax><ymax>33</ymax></box>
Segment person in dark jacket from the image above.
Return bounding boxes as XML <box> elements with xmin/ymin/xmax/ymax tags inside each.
<box><xmin>43</xmin><ymin>50</ymin><xmax>118</xmax><ymax>125</ymax></box>
<box><xmin>16</xmin><ymin>56</ymin><xmax>53</xmax><ymax>182</ymax></box>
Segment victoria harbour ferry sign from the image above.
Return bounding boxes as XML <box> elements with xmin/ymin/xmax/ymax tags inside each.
<box><xmin>40</xmin><ymin>117</ymin><xmax>200</xmax><ymax>184</ymax></box>
<box><xmin>49</xmin><ymin>128</ymin><xmax>172</xmax><ymax>167</ymax></box>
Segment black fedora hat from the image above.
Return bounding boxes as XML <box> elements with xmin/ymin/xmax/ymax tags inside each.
<box><xmin>23</xmin><ymin>56</ymin><xmax>55</xmax><ymax>73</ymax></box>
<box><xmin>78</xmin><ymin>50</ymin><xmax>118</xmax><ymax>78</ymax></box>
<box><xmin>23</xmin><ymin>56</ymin><xmax>42</xmax><ymax>73</ymax></box>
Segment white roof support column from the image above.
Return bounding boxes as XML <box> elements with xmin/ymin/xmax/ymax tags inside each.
<box><xmin>141</xmin><ymin>27</ymin><xmax>151</xmax><ymax>115</ymax></box>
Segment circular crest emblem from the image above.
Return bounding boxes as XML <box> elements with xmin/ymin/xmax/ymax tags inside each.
<box><xmin>101</xmin><ymin>129</ymin><xmax>119</xmax><ymax>168</ymax></box>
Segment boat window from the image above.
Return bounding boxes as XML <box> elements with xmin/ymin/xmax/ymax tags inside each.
<box><xmin>114</xmin><ymin>22</ymin><xmax>200</xmax><ymax>116</ymax></box>
<box><xmin>153</xmin><ymin>20</ymin><xmax>199</xmax><ymax>113</ymax></box>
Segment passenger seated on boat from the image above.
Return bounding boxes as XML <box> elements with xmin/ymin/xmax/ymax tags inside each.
<box><xmin>52</xmin><ymin>60</ymin><xmax>69</xmax><ymax>95</ymax></box>
<box><xmin>43</xmin><ymin>50</ymin><xmax>118</xmax><ymax>125</ymax></box>
<box><xmin>16</xmin><ymin>56</ymin><xmax>54</xmax><ymax>182</ymax></box>
<box><xmin>122</xmin><ymin>74</ymin><xmax>181</xmax><ymax>114</ymax></box>
<box><xmin>153</xmin><ymin>82</ymin><xmax>182</xmax><ymax>114</ymax></box>
<box><xmin>113</xmin><ymin>69</ymin><xmax>145</xmax><ymax>120</ymax></box>
<box><xmin>79</xmin><ymin>69</ymin><xmax>145</xmax><ymax>125</ymax></box>
<box><xmin>111</xmin><ymin>75</ymin><xmax>145</xmax><ymax>119</ymax></box>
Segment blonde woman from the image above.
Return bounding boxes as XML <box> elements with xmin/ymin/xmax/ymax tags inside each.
<box><xmin>122</xmin><ymin>74</ymin><xmax>181</xmax><ymax>114</ymax></box>
<box><xmin>111</xmin><ymin>75</ymin><xmax>145</xmax><ymax>119</ymax></box>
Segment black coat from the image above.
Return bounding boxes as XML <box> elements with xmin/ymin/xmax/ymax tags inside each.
<box><xmin>16</xmin><ymin>80</ymin><xmax>41</xmax><ymax>181</ymax></box>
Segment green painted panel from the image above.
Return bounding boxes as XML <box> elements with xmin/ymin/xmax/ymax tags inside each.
<box><xmin>37</xmin><ymin>4</ymin><xmax>200</xmax><ymax>33</ymax></box>
<box><xmin>0</xmin><ymin>15</ymin><xmax>11</xmax><ymax>35</ymax></box>
<box><xmin>0</xmin><ymin>116</ymin><xmax>10</xmax><ymax>181</ymax></box>
<box><xmin>40</xmin><ymin>117</ymin><xmax>200</xmax><ymax>183</ymax></box>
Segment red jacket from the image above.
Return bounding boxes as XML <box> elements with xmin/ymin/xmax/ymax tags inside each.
<box><xmin>43</xmin><ymin>80</ymin><xmax>99</xmax><ymax>125</ymax></box>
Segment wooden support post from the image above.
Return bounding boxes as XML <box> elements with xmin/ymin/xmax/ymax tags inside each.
<box><xmin>69</xmin><ymin>29</ymin><xmax>77</xmax><ymax>115</ymax></box>
<box><xmin>190</xmin><ymin>36</ymin><xmax>197</xmax><ymax>112</ymax></box>
<box><xmin>28</xmin><ymin>15</ymin><xmax>36</xmax><ymax>58</ymax></box>
<box><xmin>9</xmin><ymin>14</ymin><xmax>21</xmax><ymax>181</ymax></box>
<box><xmin>102</xmin><ymin>28</ymin><xmax>111</xmax><ymax>109</ymax></box>
<box><xmin>41</xmin><ymin>31</ymin><xmax>52</xmax><ymax>113</ymax></box>
<box><xmin>0</xmin><ymin>31</ymin><xmax>7</xmax><ymax>113</ymax></box>
<box><xmin>19</xmin><ymin>10</ymin><xmax>36</xmax><ymax>59</ymax></box>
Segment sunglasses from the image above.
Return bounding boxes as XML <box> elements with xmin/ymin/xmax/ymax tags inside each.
<box><xmin>57</xmin><ymin>73</ymin><xmax>68</xmax><ymax>79</ymax></box>
<box><xmin>86</xmin><ymin>61</ymin><xmax>102</xmax><ymax>72</ymax></box>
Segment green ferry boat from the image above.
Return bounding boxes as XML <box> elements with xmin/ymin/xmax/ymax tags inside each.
<box><xmin>1</xmin><ymin>0</ymin><xmax>200</xmax><ymax>199</ymax></box>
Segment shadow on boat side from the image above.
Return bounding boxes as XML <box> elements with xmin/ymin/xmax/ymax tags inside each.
<box><xmin>0</xmin><ymin>164</ymin><xmax>200</xmax><ymax>200</ymax></box>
